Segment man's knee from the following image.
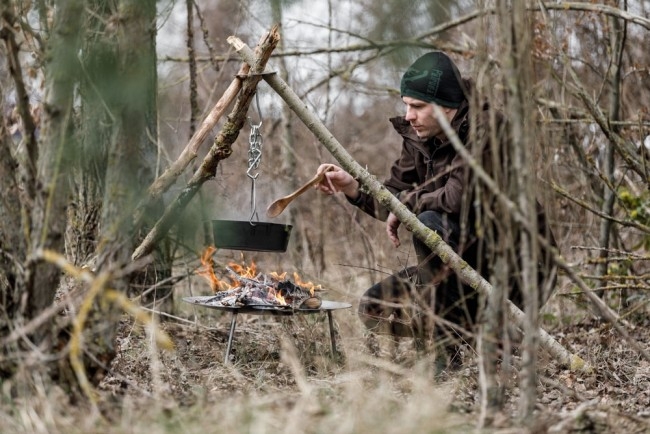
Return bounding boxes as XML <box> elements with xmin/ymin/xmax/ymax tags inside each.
<box><xmin>415</xmin><ymin>211</ymin><xmax>460</xmax><ymax>249</ymax></box>
<box><xmin>417</xmin><ymin>210</ymin><xmax>446</xmax><ymax>231</ymax></box>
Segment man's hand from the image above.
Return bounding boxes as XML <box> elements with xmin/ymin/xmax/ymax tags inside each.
<box><xmin>386</xmin><ymin>212</ymin><xmax>401</xmax><ymax>247</ymax></box>
<box><xmin>315</xmin><ymin>164</ymin><xmax>360</xmax><ymax>200</ymax></box>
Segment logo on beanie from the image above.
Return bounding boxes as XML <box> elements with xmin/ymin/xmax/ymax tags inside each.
<box><xmin>402</xmin><ymin>68</ymin><xmax>443</xmax><ymax>102</ymax></box>
<box><xmin>426</xmin><ymin>69</ymin><xmax>442</xmax><ymax>99</ymax></box>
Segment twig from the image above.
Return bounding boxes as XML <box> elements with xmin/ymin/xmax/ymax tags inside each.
<box><xmin>537</xmin><ymin>2</ymin><xmax>650</xmax><ymax>31</ymax></box>
<box><xmin>225</xmin><ymin>266</ymin><xmax>273</xmax><ymax>288</ymax></box>
<box><xmin>192</xmin><ymin>0</ymin><xmax>221</xmax><ymax>73</ymax></box>
<box><xmin>556</xmin><ymin>55</ymin><xmax>647</xmax><ymax>181</ymax></box>
<box><xmin>550</xmin><ymin>182</ymin><xmax>650</xmax><ymax>234</ymax></box>
<box><xmin>31</xmin><ymin>249</ymin><xmax>173</xmax><ymax>408</ymax></box>
<box><xmin>186</xmin><ymin>0</ymin><xmax>198</xmax><ymax>137</ymax></box>
<box><xmin>429</xmin><ymin>105</ymin><xmax>650</xmax><ymax>365</ymax></box>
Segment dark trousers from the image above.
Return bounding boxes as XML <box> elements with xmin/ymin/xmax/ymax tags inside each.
<box><xmin>358</xmin><ymin>211</ymin><xmax>481</xmax><ymax>341</ymax></box>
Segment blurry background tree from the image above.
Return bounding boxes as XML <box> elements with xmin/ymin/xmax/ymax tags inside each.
<box><xmin>0</xmin><ymin>0</ymin><xmax>170</xmax><ymax>386</ymax></box>
<box><xmin>1</xmin><ymin>0</ymin><xmax>649</xmax><ymax>418</ymax></box>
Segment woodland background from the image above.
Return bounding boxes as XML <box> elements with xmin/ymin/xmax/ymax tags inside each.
<box><xmin>1</xmin><ymin>0</ymin><xmax>649</xmax><ymax>433</ymax></box>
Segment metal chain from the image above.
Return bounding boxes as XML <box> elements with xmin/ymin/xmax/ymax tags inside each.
<box><xmin>247</xmin><ymin>120</ymin><xmax>262</xmax><ymax>223</ymax></box>
<box><xmin>247</xmin><ymin>122</ymin><xmax>263</xmax><ymax>179</ymax></box>
<box><xmin>246</xmin><ymin>94</ymin><xmax>264</xmax><ymax>223</ymax></box>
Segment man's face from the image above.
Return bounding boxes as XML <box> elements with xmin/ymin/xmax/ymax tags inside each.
<box><xmin>402</xmin><ymin>96</ymin><xmax>443</xmax><ymax>139</ymax></box>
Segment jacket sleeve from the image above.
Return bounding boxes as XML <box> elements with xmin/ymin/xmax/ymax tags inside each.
<box><xmin>347</xmin><ymin>140</ymin><xmax>420</xmax><ymax>222</ymax></box>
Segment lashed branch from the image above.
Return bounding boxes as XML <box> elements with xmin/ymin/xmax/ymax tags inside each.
<box><xmin>228</xmin><ymin>36</ymin><xmax>590</xmax><ymax>372</ymax></box>
<box><xmin>131</xmin><ymin>26</ymin><xmax>280</xmax><ymax>261</ymax></box>
<box><xmin>133</xmin><ymin>63</ymin><xmax>247</xmax><ymax>226</ymax></box>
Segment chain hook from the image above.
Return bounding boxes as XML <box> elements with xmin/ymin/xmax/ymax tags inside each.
<box><xmin>246</xmin><ymin>93</ymin><xmax>264</xmax><ymax>224</ymax></box>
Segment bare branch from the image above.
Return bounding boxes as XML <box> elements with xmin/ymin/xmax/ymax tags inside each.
<box><xmin>538</xmin><ymin>2</ymin><xmax>650</xmax><ymax>31</ymax></box>
<box><xmin>133</xmin><ymin>64</ymin><xmax>246</xmax><ymax>228</ymax></box>
<box><xmin>550</xmin><ymin>182</ymin><xmax>650</xmax><ymax>234</ymax></box>
<box><xmin>429</xmin><ymin>108</ymin><xmax>650</xmax><ymax>365</ymax></box>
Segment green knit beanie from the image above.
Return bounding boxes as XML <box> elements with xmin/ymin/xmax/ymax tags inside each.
<box><xmin>400</xmin><ymin>52</ymin><xmax>465</xmax><ymax>108</ymax></box>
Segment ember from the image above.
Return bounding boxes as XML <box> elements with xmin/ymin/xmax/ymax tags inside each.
<box><xmin>196</xmin><ymin>246</ymin><xmax>322</xmax><ymax>309</ymax></box>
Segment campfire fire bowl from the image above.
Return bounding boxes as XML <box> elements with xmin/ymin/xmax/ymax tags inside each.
<box><xmin>184</xmin><ymin>296</ymin><xmax>352</xmax><ymax>363</ymax></box>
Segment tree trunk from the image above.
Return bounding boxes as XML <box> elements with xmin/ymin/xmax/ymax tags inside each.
<box><xmin>76</xmin><ymin>0</ymin><xmax>162</xmax><ymax>271</ymax></box>
<box><xmin>25</xmin><ymin>0</ymin><xmax>83</xmax><ymax>339</ymax></box>
<box><xmin>496</xmin><ymin>0</ymin><xmax>540</xmax><ymax>422</ymax></box>
<box><xmin>0</xmin><ymin>0</ymin><xmax>84</xmax><ymax>381</ymax></box>
<box><xmin>0</xmin><ymin>2</ymin><xmax>28</xmax><ymax>341</ymax></box>
<box><xmin>595</xmin><ymin>8</ymin><xmax>625</xmax><ymax>299</ymax></box>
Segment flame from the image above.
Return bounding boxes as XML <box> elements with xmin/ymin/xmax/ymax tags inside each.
<box><xmin>293</xmin><ymin>272</ymin><xmax>321</xmax><ymax>297</ymax></box>
<box><xmin>269</xmin><ymin>287</ymin><xmax>287</xmax><ymax>305</ymax></box>
<box><xmin>196</xmin><ymin>247</ymin><xmax>259</xmax><ymax>292</ymax></box>
<box><xmin>228</xmin><ymin>260</ymin><xmax>257</xmax><ymax>279</ymax></box>
<box><xmin>196</xmin><ymin>246</ymin><xmax>225</xmax><ymax>292</ymax></box>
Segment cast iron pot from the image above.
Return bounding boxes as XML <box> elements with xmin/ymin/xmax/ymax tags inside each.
<box><xmin>212</xmin><ymin>220</ymin><xmax>292</xmax><ymax>252</ymax></box>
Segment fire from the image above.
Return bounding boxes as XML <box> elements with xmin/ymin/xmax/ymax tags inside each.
<box><xmin>228</xmin><ymin>261</ymin><xmax>257</xmax><ymax>279</ymax></box>
<box><xmin>195</xmin><ymin>246</ymin><xmax>321</xmax><ymax>308</ymax></box>
<box><xmin>269</xmin><ymin>271</ymin><xmax>287</xmax><ymax>280</ymax></box>
<box><xmin>269</xmin><ymin>287</ymin><xmax>286</xmax><ymax>305</ymax></box>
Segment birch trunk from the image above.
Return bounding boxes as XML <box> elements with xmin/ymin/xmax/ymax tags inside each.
<box><xmin>25</xmin><ymin>0</ymin><xmax>83</xmax><ymax>335</ymax></box>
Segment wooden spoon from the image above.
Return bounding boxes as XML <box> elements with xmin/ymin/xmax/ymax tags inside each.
<box><xmin>266</xmin><ymin>166</ymin><xmax>334</xmax><ymax>218</ymax></box>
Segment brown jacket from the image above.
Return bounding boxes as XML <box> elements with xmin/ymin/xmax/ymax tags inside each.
<box><xmin>350</xmin><ymin>96</ymin><xmax>476</xmax><ymax>222</ymax></box>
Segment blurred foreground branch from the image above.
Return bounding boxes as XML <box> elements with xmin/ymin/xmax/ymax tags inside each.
<box><xmin>430</xmin><ymin>108</ymin><xmax>650</xmax><ymax>366</ymax></box>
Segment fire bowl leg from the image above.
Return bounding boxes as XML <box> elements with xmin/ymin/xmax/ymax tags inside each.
<box><xmin>224</xmin><ymin>311</ymin><xmax>238</xmax><ymax>364</ymax></box>
<box><xmin>327</xmin><ymin>310</ymin><xmax>337</xmax><ymax>357</ymax></box>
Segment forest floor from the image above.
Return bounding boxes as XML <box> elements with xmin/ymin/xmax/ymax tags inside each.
<box><xmin>90</xmin><ymin>291</ymin><xmax>650</xmax><ymax>434</ymax></box>
<box><xmin>3</xmin><ymin>287</ymin><xmax>650</xmax><ymax>433</ymax></box>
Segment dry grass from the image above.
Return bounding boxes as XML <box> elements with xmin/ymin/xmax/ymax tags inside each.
<box><xmin>1</xmin><ymin>290</ymin><xmax>472</xmax><ymax>433</ymax></box>
<box><xmin>2</xmin><ymin>251</ymin><xmax>650</xmax><ymax>434</ymax></box>
<box><xmin>3</xmin><ymin>272</ymin><xmax>650</xmax><ymax>434</ymax></box>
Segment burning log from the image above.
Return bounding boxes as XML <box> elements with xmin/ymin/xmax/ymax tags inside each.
<box><xmin>196</xmin><ymin>248</ymin><xmax>322</xmax><ymax>310</ymax></box>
